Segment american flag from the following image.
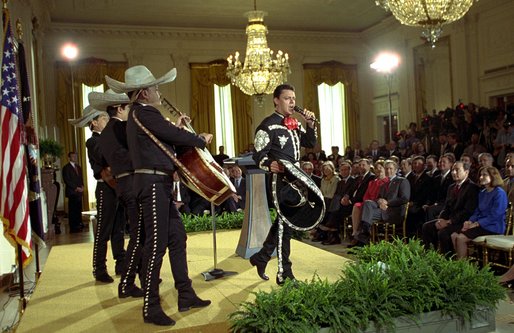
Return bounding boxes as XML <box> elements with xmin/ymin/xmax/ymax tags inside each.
<box><xmin>1</xmin><ymin>8</ymin><xmax>32</xmax><ymax>267</ymax></box>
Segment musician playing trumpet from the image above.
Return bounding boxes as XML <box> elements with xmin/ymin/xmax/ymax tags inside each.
<box><xmin>106</xmin><ymin>65</ymin><xmax>211</xmax><ymax>326</ymax></box>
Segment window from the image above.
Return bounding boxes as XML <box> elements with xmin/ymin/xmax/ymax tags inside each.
<box><xmin>317</xmin><ymin>82</ymin><xmax>347</xmax><ymax>155</ymax></box>
<box><xmin>214</xmin><ymin>84</ymin><xmax>235</xmax><ymax>157</ymax></box>
<box><xmin>81</xmin><ymin>84</ymin><xmax>104</xmax><ymax>209</ymax></box>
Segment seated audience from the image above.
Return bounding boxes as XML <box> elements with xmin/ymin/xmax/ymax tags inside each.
<box><xmin>503</xmin><ymin>157</ymin><xmax>514</xmax><ymax>203</ymax></box>
<box><xmin>425</xmin><ymin>154</ymin><xmax>440</xmax><ymax>177</ymax></box>
<box><xmin>302</xmin><ymin>161</ymin><xmax>321</xmax><ymax>187</ymax></box>
<box><xmin>320</xmin><ymin>161</ymin><xmax>340</xmax><ymax>207</ymax></box>
<box><xmin>318</xmin><ymin>162</ymin><xmax>357</xmax><ymax>245</ymax></box>
<box><xmin>451</xmin><ymin>166</ymin><xmax>508</xmax><ymax>259</ymax></box>
<box><xmin>348</xmin><ymin>160</ymin><xmax>389</xmax><ymax>247</ymax></box>
<box><xmin>407</xmin><ymin>155</ymin><xmax>432</xmax><ymax>236</ymax></box>
<box><xmin>460</xmin><ymin>153</ymin><xmax>479</xmax><ymax>183</ymax></box>
<box><xmin>421</xmin><ymin>161</ymin><xmax>479</xmax><ymax>255</ymax></box>
<box><xmin>423</xmin><ymin>153</ymin><xmax>455</xmax><ymax>221</ymax></box>
<box><xmin>352</xmin><ymin>160</ymin><xmax>410</xmax><ymax>247</ymax></box>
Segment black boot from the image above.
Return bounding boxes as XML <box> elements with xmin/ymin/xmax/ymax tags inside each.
<box><xmin>95</xmin><ymin>271</ymin><xmax>114</xmax><ymax>283</ymax></box>
<box><xmin>118</xmin><ymin>283</ymin><xmax>144</xmax><ymax>298</ymax></box>
<box><xmin>249</xmin><ymin>253</ymin><xmax>269</xmax><ymax>281</ymax></box>
<box><xmin>178</xmin><ymin>295</ymin><xmax>211</xmax><ymax>312</ymax></box>
<box><xmin>322</xmin><ymin>231</ymin><xmax>341</xmax><ymax>245</ymax></box>
<box><xmin>143</xmin><ymin>308</ymin><xmax>175</xmax><ymax>326</ymax></box>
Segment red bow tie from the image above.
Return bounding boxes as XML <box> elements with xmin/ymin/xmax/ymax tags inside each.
<box><xmin>283</xmin><ymin>116</ymin><xmax>299</xmax><ymax>130</ymax></box>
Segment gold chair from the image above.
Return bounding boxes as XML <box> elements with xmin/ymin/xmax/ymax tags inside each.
<box><xmin>340</xmin><ymin>216</ymin><xmax>352</xmax><ymax>241</ymax></box>
<box><xmin>479</xmin><ymin>203</ymin><xmax>514</xmax><ymax>269</ymax></box>
<box><xmin>371</xmin><ymin>203</ymin><xmax>409</xmax><ymax>243</ymax></box>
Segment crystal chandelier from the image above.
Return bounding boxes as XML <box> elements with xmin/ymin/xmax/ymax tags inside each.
<box><xmin>375</xmin><ymin>0</ymin><xmax>477</xmax><ymax>47</ymax></box>
<box><xmin>227</xmin><ymin>4</ymin><xmax>290</xmax><ymax>103</ymax></box>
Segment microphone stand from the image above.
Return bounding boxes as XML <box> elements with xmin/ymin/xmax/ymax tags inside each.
<box><xmin>201</xmin><ymin>203</ymin><xmax>237</xmax><ymax>281</ymax></box>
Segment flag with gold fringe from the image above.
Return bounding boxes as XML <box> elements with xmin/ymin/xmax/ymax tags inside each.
<box><xmin>1</xmin><ymin>6</ymin><xmax>33</xmax><ymax>267</ymax></box>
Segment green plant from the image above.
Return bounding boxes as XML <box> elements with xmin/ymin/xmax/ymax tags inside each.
<box><xmin>229</xmin><ymin>239</ymin><xmax>506</xmax><ymax>333</ymax></box>
<box><xmin>39</xmin><ymin>139</ymin><xmax>64</xmax><ymax>158</ymax></box>
<box><xmin>181</xmin><ymin>210</ymin><xmax>245</xmax><ymax>233</ymax></box>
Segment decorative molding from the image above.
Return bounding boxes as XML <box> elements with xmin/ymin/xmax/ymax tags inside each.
<box><xmin>46</xmin><ymin>22</ymin><xmax>361</xmax><ymax>43</ymax></box>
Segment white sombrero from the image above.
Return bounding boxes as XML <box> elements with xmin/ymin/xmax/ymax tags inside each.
<box><xmin>88</xmin><ymin>89</ymin><xmax>130</xmax><ymax>111</ymax></box>
<box><xmin>68</xmin><ymin>105</ymin><xmax>108</xmax><ymax>128</ymax></box>
<box><xmin>105</xmin><ymin>65</ymin><xmax>177</xmax><ymax>93</ymax></box>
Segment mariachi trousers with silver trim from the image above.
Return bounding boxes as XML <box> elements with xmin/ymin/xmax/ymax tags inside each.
<box><xmin>93</xmin><ymin>181</ymin><xmax>126</xmax><ymax>276</ymax></box>
<box><xmin>133</xmin><ymin>174</ymin><xmax>194</xmax><ymax>316</ymax></box>
<box><xmin>116</xmin><ymin>175</ymin><xmax>144</xmax><ymax>291</ymax></box>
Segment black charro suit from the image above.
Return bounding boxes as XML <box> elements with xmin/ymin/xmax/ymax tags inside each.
<box><xmin>422</xmin><ymin>178</ymin><xmax>479</xmax><ymax>254</ymax></box>
<box><xmin>357</xmin><ymin>175</ymin><xmax>411</xmax><ymax>244</ymax></box>
<box><xmin>100</xmin><ymin>116</ymin><xmax>143</xmax><ymax>295</ymax></box>
<box><xmin>62</xmin><ymin>161</ymin><xmax>84</xmax><ymax>232</ymax></box>
<box><xmin>86</xmin><ymin>131</ymin><xmax>126</xmax><ymax>278</ymax></box>
<box><xmin>251</xmin><ymin>111</ymin><xmax>317</xmax><ymax>282</ymax></box>
<box><xmin>127</xmin><ymin>103</ymin><xmax>207</xmax><ymax>319</ymax></box>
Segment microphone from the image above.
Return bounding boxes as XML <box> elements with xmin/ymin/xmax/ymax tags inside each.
<box><xmin>293</xmin><ymin>106</ymin><xmax>319</xmax><ymax>124</ymax></box>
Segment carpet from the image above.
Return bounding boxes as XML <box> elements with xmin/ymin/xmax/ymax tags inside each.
<box><xmin>16</xmin><ymin>230</ymin><xmax>351</xmax><ymax>332</ymax></box>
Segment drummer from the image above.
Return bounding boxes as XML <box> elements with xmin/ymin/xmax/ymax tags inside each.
<box><xmin>249</xmin><ymin>84</ymin><xmax>321</xmax><ymax>285</ymax></box>
<box><xmin>105</xmin><ymin>65</ymin><xmax>212</xmax><ymax>326</ymax></box>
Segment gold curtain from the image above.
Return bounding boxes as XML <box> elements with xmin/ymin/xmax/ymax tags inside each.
<box><xmin>190</xmin><ymin>60</ymin><xmax>252</xmax><ymax>155</ymax></box>
<box><xmin>55</xmin><ymin>57</ymin><xmax>127</xmax><ymax>207</ymax></box>
<box><xmin>303</xmin><ymin>61</ymin><xmax>360</xmax><ymax>146</ymax></box>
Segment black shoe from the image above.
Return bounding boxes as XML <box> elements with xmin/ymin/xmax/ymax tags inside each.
<box><xmin>178</xmin><ymin>296</ymin><xmax>211</xmax><ymax>312</ymax></box>
<box><xmin>95</xmin><ymin>272</ymin><xmax>114</xmax><ymax>283</ymax></box>
<box><xmin>143</xmin><ymin>309</ymin><xmax>175</xmax><ymax>326</ymax></box>
<box><xmin>347</xmin><ymin>241</ymin><xmax>366</xmax><ymax>249</ymax></box>
<box><xmin>249</xmin><ymin>254</ymin><xmax>269</xmax><ymax>281</ymax></box>
<box><xmin>276</xmin><ymin>274</ymin><xmax>297</xmax><ymax>286</ymax></box>
<box><xmin>118</xmin><ymin>284</ymin><xmax>144</xmax><ymax>298</ymax></box>
<box><xmin>322</xmin><ymin>233</ymin><xmax>341</xmax><ymax>245</ymax></box>
<box><xmin>115</xmin><ymin>262</ymin><xmax>125</xmax><ymax>276</ymax></box>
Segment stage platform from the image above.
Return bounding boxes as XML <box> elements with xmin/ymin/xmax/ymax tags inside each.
<box><xmin>16</xmin><ymin>230</ymin><xmax>351</xmax><ymax>332</ymax></box>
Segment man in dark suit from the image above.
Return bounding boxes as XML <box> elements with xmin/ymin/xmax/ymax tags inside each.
<box><xmin>351</xmin><ymin>158</ymin><xmax>376</xmax><ymax>205</ymax></box>
<box><xmin>62</xmin><ymin>151</ymin><xmax>84</xmax><ymax>233</ymax></box>
<box><xmin>302</xmin><ymin>161</ymin><xmax>321</xmax><ymax>187</ymax></box>
<box><xmin>385</xmin><ymin>140</ymin><xmax>402</xmax><ymax>159</ymax></box>
<box><xmin>327</xmin><ymin>146</ymin><xmax>343</xmax><ymax>168</ymax></box>
<box><xmin>172</xmin><ymin>170</ymin><xmax>191</xmax><ymax>214</ymax></box>
<box><xmin>447</xmin><ymin>133</ymin><xmax>464</xmax><ymax>160</ymax></box>
<box><xmin>354</xmin><ymin>160</ymin><xmax>410</xmax><ymax>246</ymax></box>
<box><xmin>318</xmin><ymin>161</ymin><xmax>357</xmax><ymax>245</ymax></box>
<box><xmin>213</xmin><ymin>145</ymin><xmax>230</xmax><ymax>167</ymax></box>
<box><xmin>220</xmin><ymin>165</ymin><xmax>246</xmax><ymax>212</ymax></box>
<box><xmin>424</xmin><ymin>153</ymin><xmax>455</xmax><ymax>221</ymax></box>
<box><xmin>407</xmin><ymin>156</ymin><xmax>432</xmax><ymax>236</ymax></box>
<box><xmin>421</xmin><ymin>161</ymin><xmax>479</xmax><ymax>255</ymax></box>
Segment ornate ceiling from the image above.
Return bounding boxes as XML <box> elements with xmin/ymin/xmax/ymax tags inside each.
<box><xmin>48</xmin><ymin>0</ymin><xmax>390</xmax><ymax>33</ymax></box>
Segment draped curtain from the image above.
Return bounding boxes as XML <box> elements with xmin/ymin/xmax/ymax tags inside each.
<box><xmin>303</xmin><ymin>61</ymin><xmax>360</xmax><ymax>146</ymax></box>
<box><xmin>55</xmin><ymin>58</ymin><xmax>127</xmax><ymax>206</ymax></box>
<box><xmin>190</xmin><ymin>60</ymin><xmax>252</xmax><ymax>155</ymax></box>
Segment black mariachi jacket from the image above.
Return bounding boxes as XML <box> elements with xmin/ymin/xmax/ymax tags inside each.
<box><xmin>253</xmin><ymin>112</ymin><xmax>317</xmax><ymax>171</ymax></box>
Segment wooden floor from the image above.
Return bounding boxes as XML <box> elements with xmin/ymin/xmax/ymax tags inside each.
<box><xmin>2</xmin><ymin>218</ymin><xmax>514</xmax><ymax>332</ymax></box>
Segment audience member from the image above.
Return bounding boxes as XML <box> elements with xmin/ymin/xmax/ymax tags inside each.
<box><xmin>421</xmin><ymin>161</ymin><xmax>479</xmax><ymax>255</ymax></box>
<box><xmin>352</xmin><ymin>160</ymin><xmax>410</xmax><ymax>247</ymax></box>
<box><xmin>302</xmin><ymin>161</ymin><xmax>321</xmax><ymax>187</ymax></box>
<box><xmin>327</xmin><ymin>146</ymin><xmax>343</xmax><ymax>168</ymax></box>
<box><xmin>348</xmin><ymin>160</ymin><xmax>389</xmax><ymax>247</ymax></box>
<box><xmin>407</xmin><ymin>156</ymin><xmax>432</xmax><ymax>236</ymax></box>
<box><xmin>425</xmin><ymin>154</ymin><xmax>440</xmax><ymax>177</ymax></box>
<box><xmin>503</xmin><ymin>157</ymin><xmax>514</xmax><ymax>203</ymax></box>
<box><xmin>451</xmin><ymin>166</ymin><xmax>507</xmax><ymax>259</ymax></box>
<box><xmin>213</xmin><ymin>145</ymin><xmax>230</xmax><ymax>166</ymax></box>
<box><xmin>424</xmin><ymin>153</ymin><xmax>455</xmax><ymax>221</ymax></box>
<box><xmin>172</xmin><ymin>171</ymin><xmax>191</xmax><ymax>214</ymax></box>
<box><xmin>318</xmin><ymin>161</ymin><xmax>357</xmax><ymax>245</ymax></box>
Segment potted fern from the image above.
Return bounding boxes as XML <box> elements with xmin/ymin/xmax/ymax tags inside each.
<box><xmin>39</xmin><ymin>139</ymin><xmax>64</xmax><ymax>168</ymax></box>
<box><xmin>229</xmin><ymin>239</ymin><xmax>505</xmax><ymax>333</ymax></box>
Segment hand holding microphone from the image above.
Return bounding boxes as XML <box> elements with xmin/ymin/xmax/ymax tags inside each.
<box><xmin>293</xmin><ymin>106</ymin><xmax>318</xmax><ymax>127</ymax></box>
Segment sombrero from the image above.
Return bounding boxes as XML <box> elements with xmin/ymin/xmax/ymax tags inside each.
<box><xmin>88</xmin><ymin>89</ymin><xmax>130</xmax><ymax>111</ymax></box>
<box><xmin>271</xmin><ymin>159</ymin><xmax>326</xmax><ymax>231</ymax></box>
<box><xmin>105</xmin><ymin>65</ymin><xmax>177</xmax><ymax>93</ymax></box>
<box><xmin>68</xmin><ymin>105</ymin><xmax>108</xmax><ymax>128</ymax></box>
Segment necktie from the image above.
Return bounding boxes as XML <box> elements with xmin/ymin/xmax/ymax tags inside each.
<box><xmin>236</xmin><ymin>178</ymin><xmax>240</xmax><ymax>188</ymax></box>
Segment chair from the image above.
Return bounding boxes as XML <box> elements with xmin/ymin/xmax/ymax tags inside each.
<box><xmin>340</xmin><ymin>216</ymin><xmax>352</xmax><ymax>241</ymax></box>
<box><xmin>478</xmin><ymin>203</ymin><xmax>514</xmax><ymax>269</ymax></box>
<box><xmin>371</xmin><ymin>203</ymin><xmax>409</xmax><ymax>243</ymax></box>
